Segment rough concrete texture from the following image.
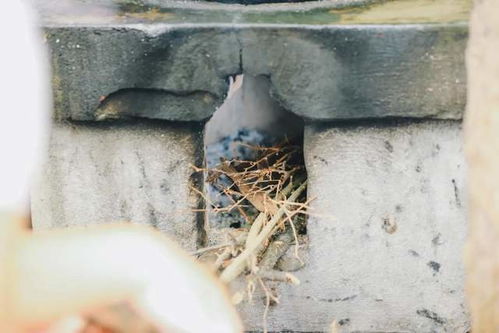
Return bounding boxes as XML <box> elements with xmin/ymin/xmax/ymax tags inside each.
<box><xmin>31</xmin><ymin>120</ymin><xmax>204</xmax><ymax>251</ymax></box>
<box><xmin>46</xmin><ymin>27</ymin><xmax>240</xmax><ymax>122</ymax></box>
<box><xmin>44</xmin><ymin>24</ymin><xmax>466</xmax><ymax>122</ymax></box>
<box><xmin>238</xmin><ymin>120</ymin><xmax>469</xmax><ymax>332</ymax></box>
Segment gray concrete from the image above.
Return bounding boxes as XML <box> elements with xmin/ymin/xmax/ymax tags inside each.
<box><xmin>31</xmin><ymin>121</ymin><xmax>204</xmax><ymax>251</ymax></box>
<box><xmin>238</xmin><ymin>120</ymin><xmax>469</xmax><ymax>332</ymax></box>
<box><xmin>43</xmin><ymin>23</ymin><xmax>466</xmax><ymax>122</ymax></box>
<box><xmin>33</xmin><ymin>2</ymin><xmax>471</xmax><ymax>331</ymax></box>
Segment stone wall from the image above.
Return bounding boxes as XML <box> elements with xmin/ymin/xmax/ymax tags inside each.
<box><xmin>32</xmin><ymin>120</ymin><xmax>470</xmax><ymax>332</ymax></box>
<box><xmin>238</xmin><ymin>120</ymin><xmax>468</xmax><ymax>332</ymax></box>
<box><xmin>32</xmin><ymin>121</ymin><xmax>204</xmax><ymax>251</ymax></box>
<box><xmin>32</xmin><ymin>1</ymin><xmax>471</xmax><ymax>331</ymax></box>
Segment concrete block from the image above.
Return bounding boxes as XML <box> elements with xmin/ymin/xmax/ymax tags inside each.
<box><xmin>31</xmin><ymin>120</ymin><xmax>203</xmax><ymax>251</ymax></box>
<box><xmin>240</xmin><ymin>120</ymin><xmax>469</xmax><ymax>332</ymax></box>
<box><xmin>41</xmin><ymin>12</ymin><xmax>466</xmax><ymax>122</ymax></box>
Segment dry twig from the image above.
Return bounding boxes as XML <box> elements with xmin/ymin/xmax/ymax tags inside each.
<box><xmin>193</xmin><ymin>140</ymin><xmax>309</xmax><ymax>329</ymax></box>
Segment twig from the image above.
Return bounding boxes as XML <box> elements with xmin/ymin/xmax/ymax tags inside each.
<box><xmin>213</xmin><ymin>231</ymin><xmax>247</xmax><ymax>271</ymax></box>
<box><xmin>282</xmin><ymin>207</ymin><xmax>303</xmax><ymax>261</ymax></box>
<box><xmin>257</xmin><ymin>277</ymin><xmax>272</xmax><ymax>333</ymax></box>
<box><xmin>219</xmin><ymin>163</ymin><xmax>278</xmax><ymax>214</ymax></box>
<box><xmin>191</xmin><ymin>243</ymin><xmax>231</xmax><ymax>256</ymax></box>
<box><xmin>214</xmin><ymin>248</ymin><xmax>232</xmax><ymax>271</ymax></box>
<box><xmin>224</xmin><ymin>188</ymin><xmax>253</xmax><ymax>225</ymax></box>
<box><xmin>259</xmin><ymin>227</ymin><xmax>294</xmax><ymax>271</ymax></box>
<box><xmin>245</xmin><ymin>180</ymin><xmax>295</xmax><ymax>250</ymax></box>
<box><xmin>220</xmin><ymin>181</ymin><xmax>307</xmax><ymax>283</ymax></box>
<box><xmin>246</xmin><ymin>213</ymin><xmax>266</xmax><ymax>249</ymax></box>
<box><xmin>258</xmin><ymin>270</ymin><xmax>300</xmax><ymax>285</ymax></box>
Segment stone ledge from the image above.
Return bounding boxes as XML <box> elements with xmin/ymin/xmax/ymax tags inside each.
<box><xmin>42</xmin><ymin>10</ymin><xmax>467</xmax><ymax>121</ymax></box>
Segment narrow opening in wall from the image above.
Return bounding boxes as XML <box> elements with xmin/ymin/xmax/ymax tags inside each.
<box><xmin>201</xmin><ymin>74</ymin><xmax>308</xmax><ymax>279</ymax></box>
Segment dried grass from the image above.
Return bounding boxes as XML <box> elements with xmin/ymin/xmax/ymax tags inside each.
<box><xmin>192</xmin><ymin>140</ymin><xmax>309</xmax><ymax>332</ymax></box>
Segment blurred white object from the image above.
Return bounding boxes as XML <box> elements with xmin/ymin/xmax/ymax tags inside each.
<box><xmin>0</xmin><ymin>2</ymin><xmax>242</xmax><ymax>332</ymax></box>
<box><xmin>0</xmin><ymin>0</ymin><xmax>50</xmax><ymax>214</ymax></box>
<box><xmin>0</xmin><ymin>4</ymin><xmax>242</xmax><ymax>333</ymax></box>
<box><xmin>1</xmin><ymin>221</ymin><xmax>243</xmax><ymax>332</ymax></box>
<box><xmin>17</xmin><ymin>224</ymin><xmax>242</xmax><ymax>332</ymax></box>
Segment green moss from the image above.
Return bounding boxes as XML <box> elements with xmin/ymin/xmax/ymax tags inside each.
<box><xmin>329</xmin><ymin>0</ymin><xmax>472</xmax><ymax>25</ymax></box>
<box><xmin>48</xmin><ymin>0</ymin><xmax>472</xmax><ymax>25</ymax></box>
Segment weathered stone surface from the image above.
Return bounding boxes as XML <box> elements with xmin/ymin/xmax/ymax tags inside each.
<box><xmin>33</xmin><ymin>2</ymin><xmax>471</xmax><ymax>331</ymax></box>
<box><xmin>43</xmin><ymin>21</ymin><xmax>466</xmax><ymax>122</ymax></box>
<box><xmin>243</xmin><ymin>25</ymin><xmax>466</xmax><ymax>121</ymax></box>
<box><xmin>46</xmin><ymin>27</ymin><xmax>241</xmax><ymax>122</ymax></box>
<box><xmin>31</xmin><ymin>120</ymin><xmax>204</xmax><ymax>251</ymax></box>
<box><xmin>239</xmin><ymin>120</ymin><xmax>469</xmax><ymax>332</ymax></box>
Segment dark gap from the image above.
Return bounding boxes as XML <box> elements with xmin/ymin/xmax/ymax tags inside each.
<box><xmin>306</xmin><ymin>116</ymin><xmax>462</xmax><ymax>130</ymax></box>
<box><xmin>204</xmin><ymin>74</ymin><xmax>307</xmax><ymax>234</ymax></box>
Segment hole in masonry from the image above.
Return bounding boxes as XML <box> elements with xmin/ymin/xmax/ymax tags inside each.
<box><xmin>198</xmin><ymin>75</ymin><xmax>308</xmax><ymax>312</ymax></box>
<box><xmin>204</xmin><ymin>74</ymin><xmax>307</xmax><ymax>233</ymax></box>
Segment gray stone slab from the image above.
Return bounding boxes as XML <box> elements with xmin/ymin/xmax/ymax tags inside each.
<box><xmin>238</xmin><ymin>120</ymin><xmax>469</xmax><ymax>332</ymax></box>
<box><xmin>46</xmin><ymin>26</ymin><xmax>241</xmax><ymax>122</ymax></box>
<box><xmin>42</xmin><ymin>15</ymin><xmax>467</xmax><ymax>122</ymax></box>
<box><xmin>242</xmin><ymin>25</ymin><xmax>467</xmax><ymax>121</ymax></box>
<box><xmin>31</xmin><ymin>120</ymin><xmax>204</xmax><ymax>251</ymax></box>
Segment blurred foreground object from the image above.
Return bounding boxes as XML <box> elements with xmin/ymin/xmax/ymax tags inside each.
<box><xmin>465</xmin><ymin>0</ymin><xmax>499</xmax><ymax>331</ymax></box>
<box><xmin>0</xmin><ymin>0</ymin><xmax>49</xmax><ymax>214</ymax></box>
<box><xmin>0</xmin><ymin>217</ymin><xmax>242</xmax><ymax>332</ymax></box>
<box><xmin>0</xmin><ymin>2</ymin><xmax>241</xmax><ymax>332</ymax></box>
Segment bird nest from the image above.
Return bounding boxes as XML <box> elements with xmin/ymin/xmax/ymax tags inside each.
<box><xmin>192</xmin><ymin>140</ymin><xmax>310</xmax><ymax>330</ymax></box>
